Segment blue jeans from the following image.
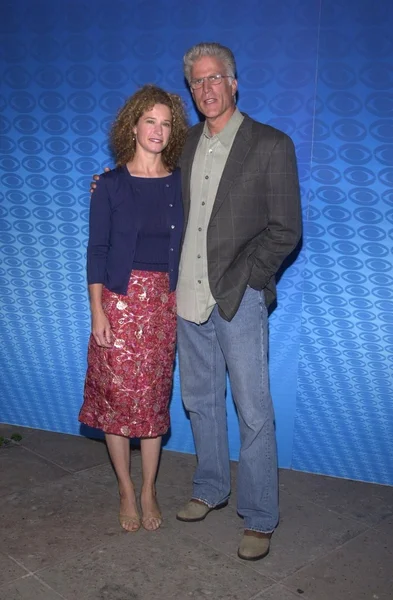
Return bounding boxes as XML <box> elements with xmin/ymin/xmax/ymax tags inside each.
<box><xmin>177</xmin><ymin>287</ymin><xmax>279</xmax><ymax>533</ymax></box>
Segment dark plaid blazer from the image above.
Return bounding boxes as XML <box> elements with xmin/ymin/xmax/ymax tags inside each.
<box><xmin>180</xmin><ymin>113</ymin><xmax>302</xmax><ymax>321</ymax></box>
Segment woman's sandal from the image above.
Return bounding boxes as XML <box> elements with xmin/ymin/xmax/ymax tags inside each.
<box><xmin>119</xmin><ymin>514</ymin><xmax>141</xmax><ymax>532</ymax></box>
<box><xmin>141</xmin><ymin>513</ymin><xmax>162</xmax><ymax>531</ymax></box>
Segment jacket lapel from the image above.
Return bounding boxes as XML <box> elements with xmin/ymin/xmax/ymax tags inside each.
<box><xmin>210</xmin><ymin>115</ymin><xmax>253</xmax><ymax>221</ymax></box>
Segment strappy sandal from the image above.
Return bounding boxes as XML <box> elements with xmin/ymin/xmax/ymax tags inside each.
<box><xmin>141</xmin><ymin>513</ymin><xmax>162</xmax><ymax>531</ymax></box>
<box><xmin>119</xmin><ymin>514</ymin><xmax>141</xmax><ymax>532</ymax></box>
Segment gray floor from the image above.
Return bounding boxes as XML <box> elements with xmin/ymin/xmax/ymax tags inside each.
<box><xmin>0</xmin><ymin>425</ymin><xmax>392</xmax><ymax>600</ymax></box>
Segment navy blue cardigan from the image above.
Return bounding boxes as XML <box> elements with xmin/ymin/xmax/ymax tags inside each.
<box><xmin>87</xmin><ymin>166</ymin><xmax>183</xmax><ymax>294</ymax></box>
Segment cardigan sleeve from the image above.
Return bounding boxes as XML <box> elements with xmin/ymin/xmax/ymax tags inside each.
<box><xmin>86</xmin><ymin>176</ymin><xmax>111</xmax><ymax>285</ymax></box>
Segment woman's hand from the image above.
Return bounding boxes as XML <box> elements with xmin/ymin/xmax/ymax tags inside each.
<box><xmin>91</xmin><ymin>310</ymin><xmax>113</xmax><ymax>348</ymax></box>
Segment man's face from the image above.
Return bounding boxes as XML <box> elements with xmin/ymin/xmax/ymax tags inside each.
<box><xmin>190</xmin><ymin>56</ymin><xmax>237</xmax><ymax>123</ymax></box>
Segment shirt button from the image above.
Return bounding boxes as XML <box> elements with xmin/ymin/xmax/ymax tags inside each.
<box><xmin>197</xmin><ymin>254</ymin><xmax>201</xmax><ymax>258</ymax></box>
<box><xmin>201</xmin><ymin>202</ymin><xmax>205</xmax><ymax>206</ymax></box>
<box><xmin>171</xmin><ymin>225</ymin><xmax>175</xmax><ymax>229</ymax></box>
<box><xmin>169</xmin><ymin>203</ymin><xmax>173</xmax><ymax>207</ymax></box>
<box><xmin>170</xmin><ymin>247</ymin><xmax>174</xmax><ymax>251</ymax></box>
<box><xmin>208</xmin><ymin>149</ymin><xmax>212</xmax><ymax>153</ymax></box>
<box><xmin>205</xmin><ymin>175</ymin><xmax>209</xmax><ymax>179</ymax></box>
<box><xmin>197</xmin><ymin>280</ymin><xmax>201</xmax><ymax>284</ymax></box>
<box><xmin>198</xmin><ymin>227</ymin><xmax>202</xmax><ymax>231</ymax></box>
<box><xmin>166</xmin><ymin>183</ymin><xmax>170</xmax><ymax>187</ymax></box>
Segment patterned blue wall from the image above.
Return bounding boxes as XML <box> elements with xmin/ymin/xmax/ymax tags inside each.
<box><xmin>1</xmin><ymin>0</ymin><xmax>392</xmax><ymax>485</ymax></box>
<box><xmin>293</xmin><ymin>0</ymin><xmax>393</xmax><ymax>484</ymax></box>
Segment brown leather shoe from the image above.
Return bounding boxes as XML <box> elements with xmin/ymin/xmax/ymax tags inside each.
<box><xmin>237</xmin><ymin>530</ymin><xmax>272</xmax><ymax>561</ymax></box>
<box><xmin>176</xmin><ymin>499</ymin><xmax>228</xmax><ymax>522</ymax></box>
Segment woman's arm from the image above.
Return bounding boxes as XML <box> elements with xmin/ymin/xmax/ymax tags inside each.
<box><xmin>87</xmin><ymin>176</ymin><xmax>112</xmax><ymax>286</ymax></box>
<box><xmin>86</xmin><ymin>175</ymin><xmax>113</xmax><ymax>347</ymax></box>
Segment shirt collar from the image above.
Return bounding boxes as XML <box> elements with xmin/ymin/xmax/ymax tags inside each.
<box><xmin>202</xmin><ymin>108</ymin><xmax>244</xmax><ymax>147</ymax></box>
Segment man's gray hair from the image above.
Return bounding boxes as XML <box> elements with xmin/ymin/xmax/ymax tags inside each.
<box><xmin>183</xmin><ymin>42</ymin><xmax>237</xmax><ymax>83</ymax></box>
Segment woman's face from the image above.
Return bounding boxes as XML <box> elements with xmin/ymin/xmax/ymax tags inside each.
<box><xmin>133</xmin><ymin>103</ymin><xmax>172</xmax><ymax>155</ymax></box>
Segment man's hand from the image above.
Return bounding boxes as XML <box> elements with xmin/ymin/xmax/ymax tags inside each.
<box><xmin>90</xmin><ymin>167</ymin><xmax>111</xmax><ymax>194</ymax></box>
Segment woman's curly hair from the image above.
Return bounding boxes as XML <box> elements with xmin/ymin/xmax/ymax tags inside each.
<box><xmin>110</xmin><ymin>85</ymin><xmax>189</xmax><ymax>171</ymax></box>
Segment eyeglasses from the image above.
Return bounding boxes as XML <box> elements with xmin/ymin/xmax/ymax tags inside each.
<box><xmin>189</xmin><ymin>74</ymin><xmax>232</xmax><ymax>90</ymax></box>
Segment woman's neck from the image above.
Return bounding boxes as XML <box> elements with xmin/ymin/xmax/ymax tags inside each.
<box><xmin>126</xmin><ymin>153</ymin><xmax>169</xmax><ymax>178</ymax></box>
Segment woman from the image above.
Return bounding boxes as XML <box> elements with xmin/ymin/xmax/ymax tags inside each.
<box><xmin>79</xmin><ymin>85</ymin><xmax>188</xmax><ymax>533</ymax></box>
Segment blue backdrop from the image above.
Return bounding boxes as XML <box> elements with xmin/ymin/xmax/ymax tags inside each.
<box><xmin>1</xmin><ymin>0</ymin><xmax>392</xmax><ymax>485</ymax></box>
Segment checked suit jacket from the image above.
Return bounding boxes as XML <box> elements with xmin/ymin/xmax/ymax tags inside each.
<box><xmin>179</xmin><ymin>112</ymin><xmax>302</xmax><ymax>322</ymax></box>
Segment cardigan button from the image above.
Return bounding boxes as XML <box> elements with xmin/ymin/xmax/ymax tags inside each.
<box><xmin>171</xmin><ymin>225</ymin><xmax>175</xmax><ymax>229</ymax></box>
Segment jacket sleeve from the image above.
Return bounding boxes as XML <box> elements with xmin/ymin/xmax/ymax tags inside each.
<box><xmin>248</xmin><ymin>134</ymin><xmax>302</xmax><ymax>290</ymax></box>
<box><xmin>86</xmin><ymin>176</ymin><xmax>111</xmax><ymax>285</ymax></box>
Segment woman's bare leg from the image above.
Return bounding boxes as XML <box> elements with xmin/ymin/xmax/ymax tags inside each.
<box><xmin>140</xmin><ymin>436</ymin><xmax>162</xmax><ymax>531</ymax></box>
<box><xmin>105</xmin><ymin>433</ymin><xmax>140</xmax><ymax>532</ymax></box>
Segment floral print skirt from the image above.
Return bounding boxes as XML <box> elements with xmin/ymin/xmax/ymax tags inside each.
<box><xmin>79</xmin><ymin>271</ymin><xmax>176</xmax><ymax>438</ymax></box>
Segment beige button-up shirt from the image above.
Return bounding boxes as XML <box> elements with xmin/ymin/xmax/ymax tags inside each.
<box><xmin>177</xmin><ymin>108</ymin><xmax>244</xmax><ymax>324</ymax></box>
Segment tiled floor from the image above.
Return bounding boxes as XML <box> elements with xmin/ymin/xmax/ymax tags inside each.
<box><xmin>0</xmin><ymin>424</ymin><xmax>392</xmax><ymax>600</ymax></box>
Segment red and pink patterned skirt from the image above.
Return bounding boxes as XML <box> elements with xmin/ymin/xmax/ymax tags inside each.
<box><xmin>79</xmin><ymin>271</ymin><xmax>176</xmax><ymax>438</ymax></box>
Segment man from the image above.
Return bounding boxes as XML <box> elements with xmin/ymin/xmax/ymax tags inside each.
<box><xmin>175</xmin><ymin>42</ymin><xmax>301</xmax><ymax>561</ymax></box>
<box><xmin>91</xmin><ymin>42</ymin><xmax>301</xmax><ymax>560</ymax></box>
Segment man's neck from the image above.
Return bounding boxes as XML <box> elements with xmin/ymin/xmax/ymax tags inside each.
<box><xmin>205</xmin><ymin>106</ymin><xmax>236</xmax><ymax>136</ymax></box>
